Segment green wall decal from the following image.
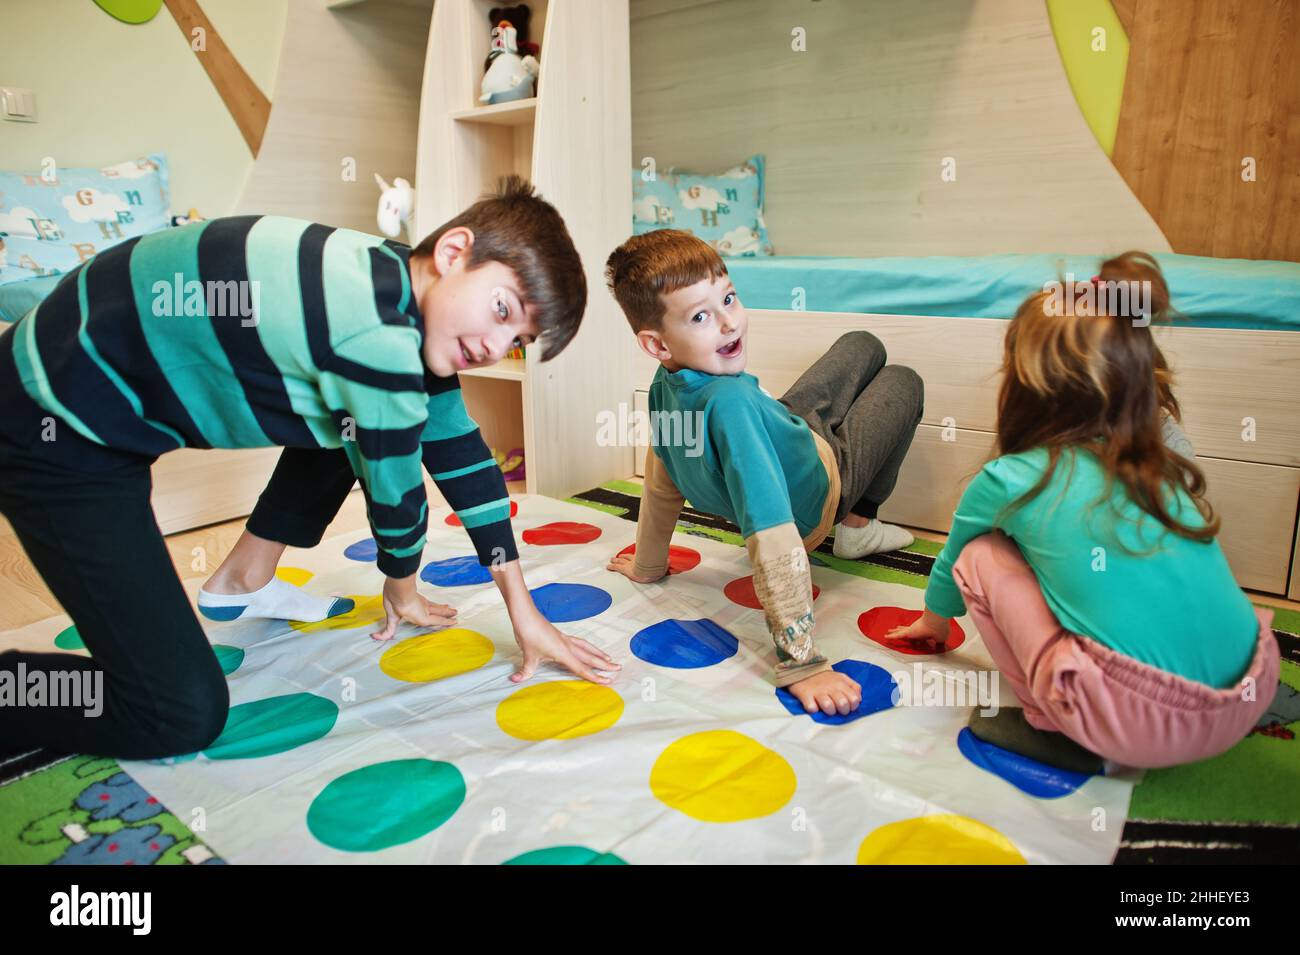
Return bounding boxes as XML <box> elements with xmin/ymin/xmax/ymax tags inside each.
<box><xmin>1046</xmin><ymin>0</ymin><xmax>1129</xmax><ymax>157</ymax></box>
<box><xmin>92</xmin><ymin>0</ymin><xmax>165</xmax><ymax>24</ymax></box>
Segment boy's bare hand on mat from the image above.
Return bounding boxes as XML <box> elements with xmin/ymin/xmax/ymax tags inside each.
<box><xmin>371</xmin><ymin>574</ymin><xmax>457</xmax><ymax>641</ymax></box>
<box><xmin>606</xmin><ymin>553</ymin><xmax>664</xmax><ymax>584</ymax></box>
<box><xmin>511</xmin><ymin>615</ymin><xmax>621</xmax><ymax>686</ymax></box>
<box><xmin>788</xmin><ymin>670</ymin><xmax>862</xmax><ymax>716</ymax></box>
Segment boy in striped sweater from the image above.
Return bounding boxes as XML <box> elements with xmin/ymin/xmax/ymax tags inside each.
<box><xmin>0</xmin><ymin>176</ymin><xmax>618</xmax><ymax>760</ymax></box>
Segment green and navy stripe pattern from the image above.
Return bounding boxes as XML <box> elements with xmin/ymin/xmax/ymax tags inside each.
<box><xmin>0</xmin><ymin>215</ymin><xmax>517</xmax><ymax>576</ymax></box>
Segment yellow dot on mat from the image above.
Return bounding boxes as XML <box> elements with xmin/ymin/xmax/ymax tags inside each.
<box><xmin>650</xmin><ymin>730</ymin><xmax>796</xmax><ymax>823</ymax></box>
<box><xmin>496</xmin><ymin>681</ymin><xmax>624</xmax><ymax>741</ymax></box>
<box><xmin>276</xmin><ymin>566</ymin><xmax>314</xmax><ymax>587</ymax></box>
<box><xmin>380</xmin><ymin>628</ymin><xmax>495</xmax><ymax>682</ymax></box>
<box><xmin>856</xmin><ymin>814</ymin><xmax>1027</xmax><ymax>865</ymax></box>
<box><xmin>290</xmin><ymin>595</ymin><xmax>385</xmax><ymax>633</ymax></box>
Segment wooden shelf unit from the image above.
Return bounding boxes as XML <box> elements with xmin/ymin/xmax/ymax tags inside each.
<box><xmin>415</xmin><ymin>0</ymin><xmax>634</xmax><ymax>498</ymax></box>
<box><xmin>461</xmin><ymin>358</ymin><xmax>528</xmax><ymax>381</ymax></box>
<box><xmin>450</xmin><ymin>99</ymin><xmax>538</xmax><ymax>126</ymax></box>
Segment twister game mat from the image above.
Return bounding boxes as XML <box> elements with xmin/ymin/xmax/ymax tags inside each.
<box><xmin>2</xmin><ymin>494</ymin><xmax>1140</xmax><ymax>864</ymax></box>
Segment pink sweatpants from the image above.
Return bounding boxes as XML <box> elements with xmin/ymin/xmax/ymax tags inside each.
<box><xmin>952</xmin><ymin>532</ymin><xmax>1280</xmax><ymax>769</ymax></box>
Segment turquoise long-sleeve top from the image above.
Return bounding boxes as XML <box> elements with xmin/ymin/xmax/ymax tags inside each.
<box><xmin>926</xmin><ymin>447</ymin><xmax>1259</xmax><ymax>688</ymax></box>
<box><xmin>648</xmin><ymin>365</ymin><xmax>829</xmax><ymax>538</ymax></box>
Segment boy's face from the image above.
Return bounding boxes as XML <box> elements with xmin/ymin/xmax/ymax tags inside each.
<box><xmin>411</xmin><ymin>227</ymin><xmax>540</xmax><ymax>378</ymax></box>
<box><xmin>637</xmin><ymin>272</ymin><xmax>747</xmax><ymax>375</ymax></box>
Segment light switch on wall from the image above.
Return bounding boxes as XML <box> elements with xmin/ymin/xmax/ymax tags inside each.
<box><xmin>1</xmin><ymin>87</ymin><xmax>38</xmax><ymax>122</ymax></box>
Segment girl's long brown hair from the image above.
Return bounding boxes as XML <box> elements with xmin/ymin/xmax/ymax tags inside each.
<box><xmin>996</xmin><ymin>251</ymin><xmax>1218</xmax><ymax>541</ymax></box>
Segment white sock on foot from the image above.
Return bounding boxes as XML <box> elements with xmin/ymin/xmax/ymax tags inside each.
<box><xmin>832</xmin><ymin>519</ymin><xmax>914</xmax><ymax>559</ymax></box>
<box><xmin>197</xmin><ymin>577</ymin><xmax>353</xmax><ymax>623</ymax></box>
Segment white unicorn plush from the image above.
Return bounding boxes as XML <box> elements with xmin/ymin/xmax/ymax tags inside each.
<box><xmin>480</xmin><ymin>15</ymin><xmax>539</xmax><ymax>104</ymax></box>
<box><xmin>374</xmin><ymin>173</ymin><xmax>416</xmax><ymax>244</ymax></box>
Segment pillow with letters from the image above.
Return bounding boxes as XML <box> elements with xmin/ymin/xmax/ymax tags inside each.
<box><xmin>631</xmin><ymin>153</ymin><xmax>773</xmax><ymax>257</ymax></box>
<box><xmin>0</xmin><ymin>153</ymin><xmax>171</xmax><ymax>287</ymax></box>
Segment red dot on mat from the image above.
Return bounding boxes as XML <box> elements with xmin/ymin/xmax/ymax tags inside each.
<box><xmin>150</xmin><ymin>842</ymin><xmax>160</xmax><ymax>851</ymax></box>
<box><xmin>857</xmin><ymin>606</ymin><xmax>965</xmax><ymax>655</ymax></box>
<box><xmin>723</xmin><ymin>575</ymin><xmax>820</xmax><ymax>610</ymax></box>
<box><xmin>522</xmin><ymin>521</ymin><xmax>603</xmax><ymax>545</ymax></box>
<box><xmin>617</xmin><ymin>543</ymin><xmax>701</xmax><ymax>575</ymax></box>
<box><xmin>99</xmin><ymin>793</ymin><xmax>110</xmax><ymax>801</ymax></box>
<box><xmin>445</xmin><ymin>499</ymin><xmax>518</xmax><ymax>527</ymax></box>
<box><xmin>147</xmin><ymin>797</ymin><xmax>158</xmax><ymax>805</ymax></box>
<box><xmin>108</xmin><ymin>843</ymin><xmax>118</xmax><ymax>852</ymax></box>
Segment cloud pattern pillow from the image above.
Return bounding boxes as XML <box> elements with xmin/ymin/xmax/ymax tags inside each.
<box><xmin>0</xmin><ymin>153</ymin><xmax>172</xmax><ymax>287</ymax></box>
<box><xmin>632</xmin><ymin>153</ymin><xmax>773</xmax><ymax>257</ymax></box>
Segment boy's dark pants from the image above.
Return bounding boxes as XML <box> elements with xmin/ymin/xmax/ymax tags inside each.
<box><xmin>0</xmin><ymin>428</ymin><xmax>233</xmax><ymax>761</ymax></box>
<box><xmin>0</xmin><ymin>382</ymin><xmax>366</xmax><ymax>760</ymax></box>
<box><xmin>778</xmin><ymin>331</ymin><xmax>924</xmax><ymax>523</ymax></box>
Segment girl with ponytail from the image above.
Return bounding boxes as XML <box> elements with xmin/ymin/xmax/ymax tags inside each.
<box><xmin>887</xmin><ymin>253</ymin><xmax>1278</xmax><ymax>771</ymax></box>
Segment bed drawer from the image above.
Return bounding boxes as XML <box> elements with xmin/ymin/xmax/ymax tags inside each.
<box><xmin>749</xmin><ymin>310</ymin><xmax>1300</xmax><ymax>469</ymax></box>
<box><xmin>1291</xmin><ymin>510</ymin><xmax>1300</xmax><ymax>602</ymax></box>
<box><xmin>1197</xmin><ymin>457</ymin><xmax>1300</xmax><ymax>596</ymax></box>
<box><xmin>878</xmin><ymin>423</ymin><xmax>1299</xmax><ymax>594</ymax></box>
<box><xmin>876</xmin><ymin>423</ymin><xmax>995</xmax><ymax>532</ymax></box>
<box><xmin>1155</xmin><ymin>327</ymin><xmax>1300</xmax><ymax>468</ymax></box>
<box><xmin>149</xmin><ymin>447</ymin><xmax>282</xmax><ymax>535</ymax></box>
<box><xmin>748</xmin><ymin>309</ymin><xmax>1004</xmax><ymax>432</ymax></box>
<box><xmin>0</xmin><ymin>447</ymin><xmax>281</xmax><ymax>541</ymax></box>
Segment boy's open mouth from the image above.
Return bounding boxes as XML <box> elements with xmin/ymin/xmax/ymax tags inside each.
<box><xmin>458</xmin><ymin>340</ymin><xmax>476</xmax><ymax>368</ymax></box>
<box><xmin>717</xmin><ymin>337</ymin><xmax>743</xmax><ymax>359</ymax></box>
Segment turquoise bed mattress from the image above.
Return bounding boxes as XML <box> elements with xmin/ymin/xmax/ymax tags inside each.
<box><xmin>726</xmin><ymin>252</ymin><xmax>1300</xmax><ymax>331</ymax></box>
<box><xmin>6</xmin><ymin>252</ymin><xmax>1297</xmax><ymax>331</ymax></box>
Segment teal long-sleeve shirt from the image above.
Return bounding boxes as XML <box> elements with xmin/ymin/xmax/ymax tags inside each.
<box><xmin>925</xmin><ymin>447</ymin><xmax>1258</xmax><ymax>688</ymax></box>
<box><xmin>2</xmin><ymin>215</ymin><xmax>515</xmax><ymax>577</ymax></box>
<box><xmin>648</xmin><ymin>365</ymin><xmax>829</xmax><ymax>538</ymax></box>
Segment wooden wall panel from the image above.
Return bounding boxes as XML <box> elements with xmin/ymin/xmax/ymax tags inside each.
<box><xmin>630</xmin><ymin>0</ymin><xmax>1171</xmax><ymax>256</ymax></box>
<box><xmin>1111</xmin><ymin>0</ymin><xmax>1300</xmax><ymax>262</ymax></box>
<box><xmin>237</xmin><ymin>0</ymin><xmax>430</xmax><ymax>233</ymax></box>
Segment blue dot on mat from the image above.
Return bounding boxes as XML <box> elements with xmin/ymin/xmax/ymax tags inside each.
<box><xmin>344</xmin><ymin>538</ymin><xmax>378</xmax><ymax>562</ymax></box>
<box><xmin>421</xmin><ymin>555</ymin><xmax>493</xmax><ymax>587</ymax></box>
<box><xmin>529</xmin><ymin>583</ymin><xmax>613</xmax><ymax>623</ymax></box>
<box><xmin>630</xmin><ymin>618</ymin><xmax>738</xmax><ymax>669</ymax></box>
<box><xmin>956</xmin><ymin>727</ymin><xmax>1094</xmax><ymax>798</ymax></box>
<box><xmin>776</xmin><ymin>659</ymin><xmax>898</xmax><ymax>725</ymax></box>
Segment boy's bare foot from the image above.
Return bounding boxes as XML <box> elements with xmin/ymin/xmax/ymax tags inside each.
<box><xmin>788</xmin><ymin>670</ymin><xmax>862</xmax><ymax>716</ymax></box>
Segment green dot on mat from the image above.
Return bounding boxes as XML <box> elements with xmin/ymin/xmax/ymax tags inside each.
<box><xmin>54</xmin><ymin>625</ymin><xmax>84</xmax><ymax>650</ymax></box>
<box><xmin>503</xmin><ymin>846</ymin><xmax>628</xmax><ymax>866</ymax></box>
<box><xmin>213</xmin><ymin>645</ymin><xmax>244</xmax><ymax>676</ymax></box>
<box><xmin>203</xmin><ymin>692</ymin><xmax>338</xmax><ymax>761</ymax></box>
<box><xmin>307</xmin><ymin>759</ymin><xmax>466</xmax><ymax>852</ymax></box>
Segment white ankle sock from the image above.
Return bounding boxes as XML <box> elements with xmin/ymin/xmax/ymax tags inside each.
<box><xmin>832</xmin><ymin>519</ymin><xmax>914</xmax><ymax>559</ymax></box>
<box><xmin>197</xmin><ymin>577</ymin><xmax>353</xmax><ymax>623</ymax></box>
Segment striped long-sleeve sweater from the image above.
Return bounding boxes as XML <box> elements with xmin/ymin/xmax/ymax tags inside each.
<box><xmin>0</xmin><ymin>215</ymin><xmax>516</xmax><ymax>577</ymax></box>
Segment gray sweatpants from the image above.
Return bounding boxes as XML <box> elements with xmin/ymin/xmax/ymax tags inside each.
<box><xmin>778</xmin><ymin>331</ymin><xmax>924</xmax><ymax>524</ymax></box>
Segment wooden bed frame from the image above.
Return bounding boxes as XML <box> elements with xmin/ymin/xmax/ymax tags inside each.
<box><xmin>0</xmin><ymin>447</ymin><xmax>281</xmax><ymax>541</ymax></box>
<box><xmin>737</xmin><ymin>309</ymin><xmax>1300</xmax><ymax>599</ymax></box>
<box><xmin>147</xmin><ymin>448</ymin><xmax>283</xmax><ymax>536</ymax></box>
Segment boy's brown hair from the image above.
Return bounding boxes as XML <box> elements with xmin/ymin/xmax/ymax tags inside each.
<box><xmin>412</xmin><ymin>175</ymin><xmax>584</xmax><ymax>361</ymax></box>
<box><xmin>604</xmin><ymin>229</ymin><xmax>728</xmax><ymax>332</ymax></box>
